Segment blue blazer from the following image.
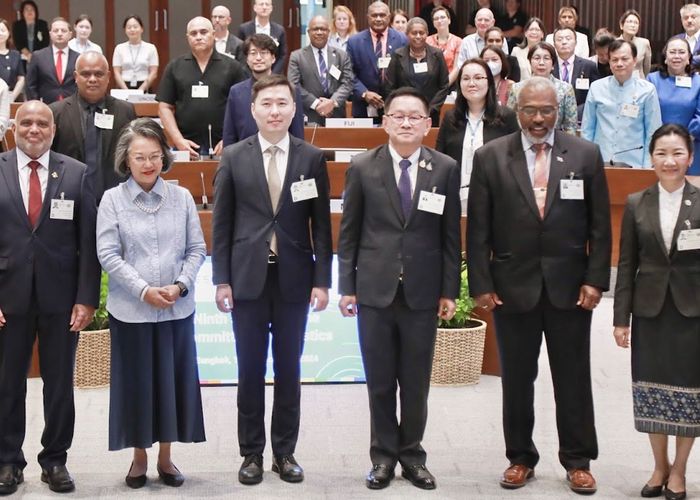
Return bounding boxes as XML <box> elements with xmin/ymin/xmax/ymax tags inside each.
<box><xmin>346</xmin><ymin>28</ymin><xmax>407</xmax><ymax>118</ymax></box>
<box><xmin>675</xmin><ymin>32</ymin><xmax>700</xmax><ymax>65</ymax></box>
<box><xmin>221</xmin><ymin>78</ymin><xmax>305</xmax><ymax>147</ymax></box>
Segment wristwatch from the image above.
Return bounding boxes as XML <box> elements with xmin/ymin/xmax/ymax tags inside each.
<box><xmin>174</xmin><ymin>281</ymin><xmax>188</xmax><ymax>297</ymax></box>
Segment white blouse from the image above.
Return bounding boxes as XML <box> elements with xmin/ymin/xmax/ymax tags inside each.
<box><xmin>112</xmin><ymin>41</ymin><xmax>159</xmax><ymax>83</ymax></box>
<box><xmin>658</xmin><ymin>183</ymin><xmax>684</xmax><ymax>253</ymax></box>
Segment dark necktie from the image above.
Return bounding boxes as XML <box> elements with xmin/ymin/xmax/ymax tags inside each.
<box><xmin>562</xmin><ymin>60</ymin><xmax>570</xmax><ymax>84</ymax></box>
<box><xmin>84</xmin><ymin>105</ymin><xmax>98</xmax><ymax>176</ymax></box>
<box><xmin>318</xmin><ymin>48</ymin><xmax>329</xmax><ymax>95</ymax></box>
<box><xmin>27</xmin><ymin>160</ymin><xmax>42</xmax><ymax>227</ymax></box>
<box><xmin>375</xmin><ymin>32</ymin><xmax>385</xmax><ymax>82</ymax></box>
<box><xmin>398</xmin><ymin>159</ymin><xmax>412</xmax><ymax>218</ymax></box>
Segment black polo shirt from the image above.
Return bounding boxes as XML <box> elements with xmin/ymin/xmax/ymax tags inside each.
<box><xmin>157</xmin><ymin>50</ymin><xmax>246</xmax><ymax>152</ymax></box>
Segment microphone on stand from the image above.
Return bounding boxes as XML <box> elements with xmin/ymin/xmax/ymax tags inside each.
<box><xmin>208</xmin><ymin>124</ymin><xmax>214</xmax><ymax>158</ymax></box>
<box><xmin>609</xmin><ymin>145</ymin><xmax>643</xmax><ymax>167</ymax></box>
<box><xmin>200</xmin><ymin>172</ymin><xmax>208</xmax><ymax>210</ymax></box>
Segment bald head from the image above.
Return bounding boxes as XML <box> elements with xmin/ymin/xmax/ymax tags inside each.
<box><xmin>186</xmin><ymin>17</ymin><xmax>215</xmax><ymax>54</ymax></box>
<box><xmin>474</xmin><ymin>8</ymin><xmax>495</xmax><ymax>36</ymax></box>
<box><xmin>75</xmin><ymin>50</ymin><xmax>111</xmax><ymax>103</ymax></box>
<box><xmin>187</xmin><ymin>16</ymin><xmax>213</xmax><ymax>33</ymax></box>
<box><xmin>211</xmin><ymin>5</ymin><xmax>231</xmax><ymax>35</ymax></box>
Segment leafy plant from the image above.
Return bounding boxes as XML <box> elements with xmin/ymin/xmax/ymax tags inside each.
<box><xmin>85</xmin><ymin>271</ymin><xmax>109</xmax><ymax>331</ymax></box>
<box><xmin>438</xmin><ymin>259</ymin><xmax>478</xmax><ymax>329</ymax></box>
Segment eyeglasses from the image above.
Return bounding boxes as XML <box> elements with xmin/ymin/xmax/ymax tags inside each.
<box><xmin>129</xmin><ymin>154</ymin><xmax>164</xmax><ymax>166</ymax></box>
<box><xmin>248</xmin><ymin>49</ymin><xmax>271</xmax><ymax>58</ymax></box>
<box><xmin>308</xmin><ymin>27</ymin><xmax>329</xmax><ymax>32</ymax></box>
<box><xmin>519</xmin><ymin>106</ymin><xmax>557</xmax><ymax>117</ymax></box>
<box><xmin>385</xmin><ymin>114</ymin><xmax>428</xmax><ymax>125</ymax></box>
<box><xmin>461</xmin><ymin>75</ymin><xmax>488</xmax><ymax>83</ymax></box>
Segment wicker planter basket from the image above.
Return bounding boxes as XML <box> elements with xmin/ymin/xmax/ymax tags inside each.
<box><xmin>431</xmin><ymin>319</ymin><xmax>487</xmax><ymax>386</ymax></box>
<box><xmin>74</xmin><ymin>328</ymin><xmax>111</xmax><ymax>388</ymax></box>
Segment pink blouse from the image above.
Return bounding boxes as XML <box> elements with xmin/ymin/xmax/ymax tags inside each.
<box><xmin>426</xmin><ymin>33</ymin><xmax>462</xmax><ymax>73</ymax></box>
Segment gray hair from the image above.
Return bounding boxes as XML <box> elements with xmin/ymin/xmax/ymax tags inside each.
<box><xmin>406</xmin><ymin>17</ymin><xmax>428</xmax><ymax>33</ymax></box>
<box><xmin>680</xmin><ymin>3</ymin><xmax>700</xmax><ymax>16</ymax></box>
<box><xmin>114</xmin><ymin>118</ymin><xmax>173</xmax><ymax>176</ymax></box>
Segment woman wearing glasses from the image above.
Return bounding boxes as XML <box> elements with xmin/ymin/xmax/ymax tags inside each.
<box><xmin>385</xmin><ymin>17</ymin><xmax>449</xmax><ymax>126</ymax></box>
<box><xmin>96</xmin><ymin>119</ymin><xmax>206</xmax><ymax>488</ymax></box>
<box><xmin>507</xmin><ymin>41</ymin><xmax>578</xmax><ymax>134</ymax></box>
<box><xmin>436</xmin><ymin>58</ymin><xmax>519</xmax><ymax>213</ymax></box>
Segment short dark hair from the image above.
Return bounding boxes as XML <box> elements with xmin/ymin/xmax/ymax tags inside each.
<box><xmin>593</xmin><ymin>29</ymin><xmax>615</xmax><ymax>49</ymax></box>
<box><xmin>609</xmin><ymin>38</ymin><xmax>637</xmax><ymax>58</ymax></box>
<box><xmin>49</xmin><ymin>17</ymin><xmax>69</xmax><ymax>31</ymax></box>
<box><xmin>114</xmin><ymin>118</ymin><xmax>173</xmax><ymax>177</ymax></box>
<box><xmin>123</xmin><ymin>15</ymin><xmax>144</xmax><ymax>30</ymax></box>
<box><xmin>480</xmin><ymin>44</ymin><xmax>510</xmax><ymax>80</ymax></box>
<box><xmin>243</xmin><ymin>33</ymin><xmax>278</xmax><ymax>58</ymax></box>
<box><xmin>74</xmin><ymin>14</ymin><xmax>93</xmax><ymax>27</ymax></box>
<box><xmin>553</xmin><ymin>26</ymin><xmax>577</xmax><ymax>40</ymax></box>
<box><xmin>484</xmin><ymin>26</ymin><xmax>504</xmax><ymax>41</ymax></box>
<box><xmin>527</xmin><ymin>41</ymin><xmax>558</xmax><ymax>66</ymax></box>
<box><xmin>20</xmin><ymin>0</ymin><xmax>38</xmax><ymax>20</ymax></box>
<box><xmin>650</xmin><ymin>123</ymin><xmax>694</xmax><ymax>156</ymax></box>
<box><xmin>431</xmin><ymin>6</ymin><xmax>450</xmax><ymax>21</ymax></box>
<box><xmin>384</xmin><ymin>87</ymin><xmax>429</xmax><ymax>115</ymax></box>
<box><xmin>251</xmin><ymin>73</ymin><xmax>295</xmax><ymax>102</ymax></box>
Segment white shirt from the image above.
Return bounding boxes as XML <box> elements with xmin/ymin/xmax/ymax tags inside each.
<box><xmin>557</xmin><ymin>54</ymin><xmax>576</xmax><ymax>84</ymax></box>
<box><xmin>68</xmin><ymin>38</ymin><xmax>103</xmax><ymax>54</ymax></box>
<box><xmin>521</xmin><ymin>131</ymin><xmax>555</xmax><ymax>184</ymax></box>
<box><xmin>17</xmin><ymin>148</ymin><xmax>50</xmax><ymax>213</ymax></box>
<box><xmin>456</xmin><ymin>34</ymin><xmax>508</xmax><ymax>71</ymax></box>
<box><xmin>460</xmin><ymin>114</ymin><xmax>484</xmax><ymax>209</ymax></box>
<box><xmin>52</xmin><ymin>45</ymin><xmax>68</xmax><ymax>81</ymax></box>
<box><xmin>255</xmin><ymin>18</ymin><xmax>271</xmax><ymax>37</ymax></box>
<box><xmin>659</xmin><ymin>182</ymin><xmax>684</xmax><ymax>253</ymax></box>
<box><xmin>215</xmin><ymin>33</ymin><xmax>229</xmax><ymax>55</ymax></box>
<box><xmin>388</xmin><ymin>144</ymin><xmax>420</xmax><ymax>196</ymax></box>
<box><xmin>686</xmin><ymin>32</ymin><xmax>698</xmax><ymax>53</ymax></box>
<box><xmin>112</xmin><ymin>41</ymin><xmax>159</xmax><ymax>83</ymax></box>
<box><xmin>259</xmin><ymin>132</ymin><xmax>290</xmax><ymax>185</ymax></box>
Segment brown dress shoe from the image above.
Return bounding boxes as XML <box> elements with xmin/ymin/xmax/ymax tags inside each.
<box><xmin>567</xmin><ymin>468</ymin><xmax>597</xmax><ymax>494</ymax></box>
<box><xmin>500</xmin><ymin>464</ymin><xmax>534</xmax><ymax>489</ymax></box>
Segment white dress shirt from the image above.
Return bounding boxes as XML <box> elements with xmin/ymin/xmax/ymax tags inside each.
<box><xmin>255</xmin><ymin>18</ymin><xmax>271</xmax><ymax>37</ymax></box>
<box><xmin>388</xmin><ymin>144</ymin><xmax>420</xmax><ymax>196</ymax></box>
<box><xmin>215</xmin><ymin>33</ymin><xmax>229</xmax><ymax>55</ymax></box>
<box><xmin>52</xmin><ymin>45</ymin><xmax>68</xmax><ymax>81</ymax></box>
<box><xmin>460</xmin><ymin>113</ymin><xmax>484</xmax><ymax>209</ymax></box>
<box><xmin>659</xmin><ymin>182</ymin><xmax>684</xmax><ymax>253</ymax></box>
<box><xmin>16</xmin><ymin>148</ymin><xmax>50</xmax><ymax>213</ymax></box>
<box><xmin>686</xmin><ymin>33</ymin><xmax>698</xmax><ymax>53</ymax></box>
<box><xmin>259</xmin><ymin>132</ymin><xmax>290</xmax><ymax>185</ymax></box>
<box><xmin>521</xmin><ymin>131</ymin><xmax>555</xmax><ymax>184</ymax></box>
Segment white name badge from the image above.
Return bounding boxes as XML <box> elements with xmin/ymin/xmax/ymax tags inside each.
<box><xmin>367</xmin><ymin>104</ymin><xmax>379</xmax><ymax>117</ymax></box>
<box><xmin>677</xmin><ymin>228</ymin><xmax>700</xmax><ymax>251</ymax></box>
<box><xmin>378</xmin><ymin>56</ymin><xmax>391</xmax><ymax>69</ymax></box>
<box><xmin>130</xmin><ymin>79</ymin><xmax>138</xmax><ymax>88</ymax></box>
<box><xmin>272</xmin><ymin>37</ymin><xmax>280</xmax><ymax>47</ymax></box>
<box><xmin>329</xmin><ymin>64</ymin><xmax>341</xmax><ymax>80</ymax></box>
<box><xmin>676</xmin><ymin>76</ymin><xmax>692</xmax><ymax>88</ymax></box>
<box><xmin>291</xmin><ymin>178</ymin><xmax>318</xmax><ymax>202</ymax></box>
<box><xmin>560</xmin><ymin>179</ymin><xmax>584</xmax><ymax>200</ymax></box>
<box><xmin>575</xmin><ymin>78</ymin><xmax>590</xmax><ymax>90</ymax></box>
<box><xmin>191</xmin><ymin>85</ymin><xmax>209</xmax><ymax>98</ymax></box>
<box><xmin>413</xmin><ymin>62</ymin><xmax>428</xmax><ymax>73</ymax></box>
<box><xmin>50</xmin><ymin>199</ymin><xmax>74</xmax><ymax>220</ymax></box>
<box><xmin>417</xmin><ymin>190</ymin><xmax>445</xmax><ymax>215</ymax></box>
<box><xmin>94</xmin><ymin>112</ymin><xmax>114</xmax><ymax>130</ymax></box>
<box><xmin>621</xmin><ymin>103</ymin><xmax>640</xmax><ymax>118</ymax></box>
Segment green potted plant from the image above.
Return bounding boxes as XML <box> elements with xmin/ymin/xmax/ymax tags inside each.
<box><xmin>74</xmin><ymin>271</ymin><xmax>111</xmax><ymax>388</ymax></box>
<box><xmin>431</xmin><ymin>260</ymin><xmax>487</xmax><ymax>386</ymax></box>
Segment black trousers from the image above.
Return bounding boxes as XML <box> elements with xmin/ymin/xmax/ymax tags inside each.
<box><xmin>357</xmin><ymin>285</ymin><xmax>437</xmax><ymax>467</ymax></box>
<box><xmin>493</xmin><ymin>289</ymin><xmax>598</xmax><ymax>470</ymax></box>
<box><xmin>0</xmin><ymin>307</ymin><xmax>76</xmax><ymax>470</ymax></box>
<box><xmin>231</xmin><ymin>265</ymin><xmax>309</xmax><ymax>457</ymax></box>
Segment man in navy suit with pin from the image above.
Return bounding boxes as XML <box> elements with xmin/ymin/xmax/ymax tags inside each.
<box><xmin>675</xmin><ymin>3</ymin><xmax>700</xmax><ymax>65</ymax></box>
<box><xmin>551</xmin><ymin>27</ymin><xmax>599</xmax><ymax>117</ymax></box>
<box><xmin>238</xmin><ymin>0</ymin><xmax>287</xmax><ymax>74</ymax></box>
<box><xmin>213</xmin><ymin>74</ymin><xmax>332</xmax><ymax>486</ymax></box>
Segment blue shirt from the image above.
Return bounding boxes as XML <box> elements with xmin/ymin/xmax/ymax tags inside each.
<box><xmin>96</xmin><ymin>176</ymin><xmax>206</xmax><ymax>323</ymax></box>
<box><xmin>581</xmin><ymin>75</ymin><xmax>662</xmax><ymax>168</ymax></box>
<box><xmin>647</xmin><ymin>71</ymin><xmax>700</xmax><ymax>175</ymax></box>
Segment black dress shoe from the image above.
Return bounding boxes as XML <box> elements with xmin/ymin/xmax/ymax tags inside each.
<box><xmin>366</xmin><ymin>464</ymin><xmax>395</xmax><ymax>490</ymax></box>
<box><xmin>124</xmin><ymin>462</ymin><xmax>146</xmax><ymax>489</ymax></box>
<box><xmin>157</xmin><ymin>464</ymin><xmax>184</xmax><ymax>487</ymax></box>
<box><xmin>0</xmin><ymin>465</ymin><xmax>23</xmax><ymax>495</ymax></box>
<box><xmin>401</xmin><ymin>464</ymin><xmax>436</xmax><ymax>490</ymax></box>
<box><xmin>665</xmin><ymin>488</ymin><xmax>687</xmax><ymax>500</ymax></box>
<box><xmin>238</xmin><ymin>454</ymin><xmax>263</xmax><ymax>485</ymax></box>
<box><xmin>271</xmin><ymin>455</ymin><xmax>304</xmax><ymax>483</ymax></box>
<box><xmin>641</xmin><ymin>482</ymin><xmax>665</xmax><ymax>497</ymax></box>
<box><xmin>40</xmin><ymin>465</ymin><xmax>75</xmax><ymax>493</ymax></box>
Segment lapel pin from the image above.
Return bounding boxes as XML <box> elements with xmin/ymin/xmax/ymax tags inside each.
<box><xmin>556</xmin><ymin>156</ymin><xmax>564</xmax><ymax>162</ymax></box>
<box><xmin>685</xmin><ymin>199</ymin><xmax>692</xmax><ymax>206</ymax></box>
<box><xmin>51</xmin><ymin>171</ymin><xmax>58</xmax><ymax>178</ymax></box>
<box><xmin>685</xmin><ymin>220</ymin><xmax>692</xmax><ymax>228</ymax></box>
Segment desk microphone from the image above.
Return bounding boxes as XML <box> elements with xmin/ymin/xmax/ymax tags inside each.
<box><xmin>200</xmin><ymin>172</ymin><xmax>208</xmax><ymax>210</ymax></box>
<box><xmin>610</xmin><ymin>145</ymin><xmax>643</xmax><ymax>167</ymax></box>
<box><xmin>309</xmin><ymin>123</ymin><xmax>319</xmax><ymax>145</ymax></box>
<box><xmin>207</xmin><ymin>124</ymin><xmax>214</xmax><ymax>158</ymax></box>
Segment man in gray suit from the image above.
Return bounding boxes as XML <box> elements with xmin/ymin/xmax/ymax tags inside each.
<box><xmin>287</xmin><ymin>16</ymin><xmax>354</xmax><ymax>125</ymax></box>
<box><xmin>338</xmin><ymin>87</ymin><xmax>461</xmax><ymax>491</ymax></box>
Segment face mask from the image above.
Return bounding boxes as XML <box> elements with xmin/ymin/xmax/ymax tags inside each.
<box><xmin>487</xmin><ymin>60</ymin><xmax>502</xmax><ymax>77</ymax></box>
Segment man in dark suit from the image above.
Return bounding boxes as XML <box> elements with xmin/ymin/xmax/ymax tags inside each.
<box><xmin>338</xmin><ymin>87</ymin><xmax>461</xmax><ymax>491</ymax></box>
<box><xmin>237</xmin><ymin>0</ymin><xmax>287</xmax><ymax>74</ymax></box>
<box><xmin>25</xmin><ymin>17</ymin><xmax>77</xmax><ymax>104</ymax></box>
<box><xmin>346</xmin><ymin>1</ymin><xmax>407</xmax><ymax>119</ymax></box>
<box><xmin>222</xmin><ymin>34</ymin><xmax>304</xmax><ymax>146</ymax></box>
<box><xmin>50</xmin><ymin>52</ymin><xmax>136</xmax><ymax>202</ymax></box>
<box><xmin>551</xmin><ymin>27</ymin><xmax>599</xmax><ymax>115</ymax></box>
<box><xmin>287</xmin><ymin>16</ymin><xmax>354</xmax><ymax>126</ymax></box>
<box><xmin>676</xmin><ymin>3</ymin><xmax>700</xmax><ymax>65</ymax></box>
<box><xmin>212</xmin><ymin>5</ymin><xmax>244</xmax><ymax>62</ymax></box>
<box><xmin>467</xmin><ymin>77</ymin><xmax>611</xmax><ymax>494</ymax></box>
<box><xmin>213</xmin><ymin>74</ymin><xmax>332</xmax><ymax>486</ymax></box>
<box><xmin>0</xmin><ymin>101</ymin><xmax>100</xmax><ymax>495</ymax></box>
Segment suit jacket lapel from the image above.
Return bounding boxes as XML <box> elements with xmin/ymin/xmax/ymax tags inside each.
<box><xmin>0</xmin><ymin>150</ymin><xmax>32</xmax><ymax>229</ymax></box>
<box><xmin>643</xmin><ymin>184</ymin><xmax>669</xmax><ymax>260</ymax></box>
<box><xmin>101</xmin><ymin>97</ymin><xmax>116</xmax><ymax>157</ymax></box>
<box><xmin>508</xmin><ymin>134</ymin><xmax>540</xmax><ymax>219</ymax></box>
<box><xmin>543</xmin><ymin>135</ymin><xmax>568</xmax><ymax>219</ymax></box>
<box><xmin>407</xmin><ymin>147</ymin><xmax>433</xmax><ymax>225</ymax></box>
<box><xmin>303</xmin><ymin>46</ymin><xmax>324</xmax><ymax>93</ymax></box>
<box><xmin>36</xmin><ymin>152</ymin><xmax>65</xmax><ymax>229</ymax></box>
<box><xmin>670</xmin><ymin>182</ymin><xmax>699</xmax><ymax>255</ymax></box>
<box><xmin>277</xmin><ymin>138</ymin><xmax>299</xmax><ymax>213</ymax></box>
<box><xmin>250</xmin><ymin>136</ymin><xmax>274</xmax><ymax>214</ymax></box>
<box><xmin>378</xmin><ymin>145</ymin><xmax>405</xmax><ymax>224</ymax></box>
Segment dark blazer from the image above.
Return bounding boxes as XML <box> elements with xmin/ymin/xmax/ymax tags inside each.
<box><xmin>385</xmin><ymin>45</ymin><xmax>450</xmax><ymax>126</ymax></box>
<box><xmin>552</xmin><ymin>55</ymin><xmax>600</xmax><ymax>107</ymax></box>
<box><xmin>467</xmin><ymin>131</ymin><xmax>611</xmax><ymax>313</ymax></box>
<box><xmin>223</xmin><ymin>32</ymin><xmax>244</xmax><ymax>62</ymax></box>
<box><xmin>506</xmin><ymin>55</ymin><xmax>521</xmax><ymax>82</ymax></box>
<box><xmin>614</xmin><ymin>182</ymin><xmax>700</xmax><ymax>325</ymax></box>
<box><xmin>337</xmin><ymin>145</ymin><xmax>461</xmax><ymax>309</ymax></box>
<box><xmin>50</xmin><ymin>94</ymin><xmax>137</xmax><ymax>201</ymax></box>
<box><xmin>287</xmin><ymin>44</ymin><xmax>354</xmax><ymax>124</ymax></box>
<box><xmin>212</xmin><ymin>134</ymin><xmax>332</xmax><ymax>301</ymax></box>
<box><xmin>12</xmin><ymin>19</ymin><xmax>50</xmax><ymax>54</ymax></box>
<box><xmin>436</xmin><ymin>106</ymin><xmax>520</xmax><ymax>167</ymax></box>
<box><xmin>221</xmin><ymin>77</ymin><xmax>305</xmax><ymax>146</ymax></box>
<box><xmin>675</xmin><ymin>32</ymin><xmax>700</xmax><ymax>66</ymax></box>
<box><xmin>346</xmin><ymin>28</ymin><xmax>407</xmax><ymax>118</ymax></box>
<box><xmin>0</xmin><ymin>149</ymin><xmax>100</xmax><ymax>314</ymax></box>
<box><xmin>26</xmin><ymin>46</ymin><xmax>78</xmax><ymax>103</ymax></box>
<box><xmin>237</xmin><ymin>20</ymin><xmax>287</xmax><ymax>74</ymax></box>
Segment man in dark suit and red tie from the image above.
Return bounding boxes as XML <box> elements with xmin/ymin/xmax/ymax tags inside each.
<box><xmin>0</xmin><ymin>101</ymin><xmax>100</xmax><ymax>495</ymax></box>
<box><xmin>338</xmin><ymin>87</ymin><xmax>461</xmax><ymax>491</ymax></box>
<box><xmin>467</xmin><ymin>77</ymin><xmax>611</xmax><ymax>494</ymax></box>
<box><xmin>212</xmin><ymin>74</ymin><xmax>332</xmax><ymax>486</ymax></box>
<box><xmin>25</xmin><ymin>17</ymin><xmax>77</xmax><ymax>104</ymax></box>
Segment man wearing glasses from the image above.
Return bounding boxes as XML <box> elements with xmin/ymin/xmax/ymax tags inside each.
<box><xmin>467</xmin><ymin>77</ymin><xmax>611</xmax><ymax>494</ymax></box>
<box><xmin>338</xmin><ymin>87</ymin><xmax>461</xmax><ymax>491</ymax></box>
